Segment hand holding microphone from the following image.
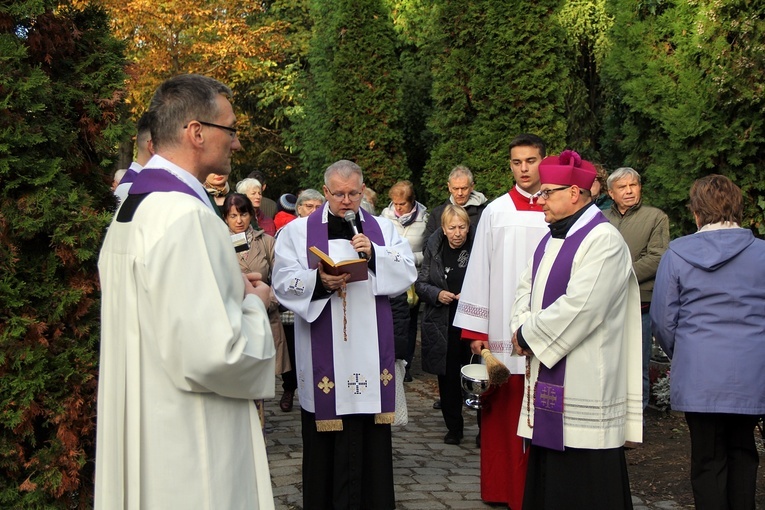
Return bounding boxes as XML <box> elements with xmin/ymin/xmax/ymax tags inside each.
<box><xmin>343</xmin><ymin>210</ymin><xmax>370</xmax><ymax>259</ymax></box>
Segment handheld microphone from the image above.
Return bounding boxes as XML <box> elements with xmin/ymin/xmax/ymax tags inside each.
<box><xmin>344</xmin><ymin>210</ymin><xmax>368</xmax><ymax>259</ymax></box>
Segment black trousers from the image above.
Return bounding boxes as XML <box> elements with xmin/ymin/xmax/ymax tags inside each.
<box><xmin>301</xmin><ymin>410</ymin><xmax>395</xmax><ymax>510</ymax></box>
<box><xmin>281</xmin><ymin>323</ymin><xmax>297</xmax><ymax>392</ymax></box>
<box><xmin>523</xmin><ymin>445</ymin><xmax>633</xmax><ymax>510</ymax></box>
<box><xmin>685</xmin><ymin>412</ymin><xmax>760</xmax><ymax>510</ymax></box>
<box><xmin>437</xmin><ymin>327</ymin><xmax>471</xmax><ymax>435</ymax></box>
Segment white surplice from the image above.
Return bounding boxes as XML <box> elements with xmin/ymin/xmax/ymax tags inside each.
<box><xmin>453</xmin><ymin>188</ymin><xmax>548</xmax><ymax>373</ymax></box>
<box><xmin>96</xmin><ymin>164</ymin><xmax>276</xmax><ymax>510</ymax></box>
<box><xmin>511</xmin><ymin>206</ymin><xmax>643</xmax><ymax>448</ymax></box>
<box><xmin>272</xmin><ymin>205</ymin><xmax>416</xmax><ymax>416</ymax></box>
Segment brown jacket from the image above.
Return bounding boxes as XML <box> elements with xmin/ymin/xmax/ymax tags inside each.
<box><xmin>236</xmin><ymin>227</ymin><xmax>291</xmax><ymax>375</ymax></box>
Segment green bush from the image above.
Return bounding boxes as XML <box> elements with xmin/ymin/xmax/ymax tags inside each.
<box><xmin>0</xmin><ymin>3</ymin><xmax>128</xmax><ymax>507</ymax></box>
<box><xmin>423</xmin><ymin>0</ymin><xmax>569</xmax><ymax>203</ymax></box>
<box><xmin>292</xmin><ymin>0</ymin><xmax>409</xmax><ymax>192</ymax></box>
<box><xmin>602</xmin><ymin>0</ymin><xmax>765</xmax><ymax>235</ymax></box>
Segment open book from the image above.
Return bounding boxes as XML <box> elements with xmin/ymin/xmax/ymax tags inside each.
<box><xmin>308</xmin><ymin>246</ymin><xmax>369</xmax><ymax>283</ymax></box>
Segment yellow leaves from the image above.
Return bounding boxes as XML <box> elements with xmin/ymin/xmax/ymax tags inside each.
<box><xmin>92</xmin><ymin>0</ymin><xmax>291</xmax><ymax>115</ymax></box>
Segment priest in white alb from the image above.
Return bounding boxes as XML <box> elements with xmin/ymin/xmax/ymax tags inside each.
<box><xmin>511</xmin><ymin>150</ymin><xmax>642</xmax><ymax>509</ymax></box>
<box><xmin>272</xmin><ymin>160</ymin><xmax>416</xmax><ymax>510</ymax></box>
<box><xmin>453</xmin><ymin>134</ymin><xmax>549</xmax><ymax>508</ymax></box>
<box><xmin>96</xmin><ymin>74</ymin><xmax>276</xmax><ymax>510</ymax></box>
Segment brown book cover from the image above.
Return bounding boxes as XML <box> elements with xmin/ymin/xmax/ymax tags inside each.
<box><xmin>308</xmin><ymin>246</ymin><xmax>369</xmax><ymax>283</ymax></box>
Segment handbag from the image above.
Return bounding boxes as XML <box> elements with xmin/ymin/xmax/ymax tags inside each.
<box><xmin>393</xmin><ymin>359</ymin><xmax>409</xmax><ymax>426</ymax></box>
<box><xmin>406</xmin><ymin>284</ymin><xmax>419</xmax><ymax>308</ymax></box>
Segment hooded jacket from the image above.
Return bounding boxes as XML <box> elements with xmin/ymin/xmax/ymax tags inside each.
<box><xmin>423</xmin><ymin>191</ymin><xmax>488</xmax><ymax>241</ymax></box>
<box><xmin>650</xmin><ymin>226</ymin><xmax>765</xmax><ymax>414</ymax></box>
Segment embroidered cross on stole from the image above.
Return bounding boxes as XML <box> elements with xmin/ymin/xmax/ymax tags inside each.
<box><xmin>529</xmin><ymin>211</ymin><xmax>608</xmax><ymax>451</ymax></box>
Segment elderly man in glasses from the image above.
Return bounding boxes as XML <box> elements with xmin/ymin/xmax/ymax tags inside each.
<box><xmin>511</xmin><ymin>151</ymin><xmax>642</xmax><ymax>509</ymax></box>
<box><xmin>272</xmin><ymin>159</ymin><xmax>416</xmax><ymax>510</ymax></box>
<box><xmin>453</xmin><ymin>133</ymin><xmax>549</xmax><ymax>509</ymax></box>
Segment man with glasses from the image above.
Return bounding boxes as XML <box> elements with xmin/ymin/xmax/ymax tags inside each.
<box><xmin>510</xmin><ymin>151</ymin><xmax>642</xmax><ymax>509</ymax></box>
<box><xmin>453</xmin><ymin>134</ymin><xmax>549</xmax><ymax>509</ymax></box>
<box><xmin>96</xmin><ymin>74</ymin><xmax>276</xmax><ymax>509</ymax></box>
<box><xmin>272</xmin><ymin>160</ymin><xmax>416</xmax><ymax>510</ymax></box>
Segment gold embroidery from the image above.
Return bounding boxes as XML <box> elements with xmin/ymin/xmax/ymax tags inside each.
<box><xmin>316</xmin><ymin>419</ymin><xmax>343</xmax><ymax>432</ymax></box>
<box><xmin>375</xmin><ymin>412</ymin><xmax>395</xmax><ymax>425</ymax></box>
<box><xmin>318</xmin><ymin>376</ymin><xmax>335</xmax><ymax>394</ymax></box>
<box><xmin>380</xmin><ymin>369</ymin><xmax>393</xmax><ymax>387</ymax></box>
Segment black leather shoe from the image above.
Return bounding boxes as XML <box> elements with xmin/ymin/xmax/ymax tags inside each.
<box><xmin>432</xmin><ymin>399</ymin><xmax>442</xmax><ymax>410</ymax></box>
<box><xmin>279</xmin><ymin>390</ymin><xmax>294</xmax><ymax>412</ymax></box>
<box><xmin>404</xmin><ymin>368</ymin><xmax>413</xmax><ymax>382</ymax></box>
<box><xmin>443</xmin><ymin>431</ymin><xmax>463</xmax><ymax>445</ymax></box>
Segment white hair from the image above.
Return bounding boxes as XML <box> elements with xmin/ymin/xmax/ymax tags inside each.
<box><xmin>236</xmin><ymin>178</ymin><xmax>262</xmax><ymax>194</ymax></box>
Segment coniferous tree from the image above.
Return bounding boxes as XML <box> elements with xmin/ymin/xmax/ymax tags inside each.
<box><xmin>293</xmin><ymin>0</ymin><xmax>408</xmax><ymax>191</ymax></box>
<box><xmin>0</xmin><ymin>2</ymin><xmax>128</xmax><ymax>506</ymax></box>
<box><xmin>387</xmin><ymin>0</ymin><xmax>437</xmax><ymax>201</ymax></box>
<box><xmin>556</xmin><ymin>0</ymin><xmax>613</xmax><ymax>159</ymax></box>
<box><xmin>602</xmin><ymin>0</ymin><xmax>765</xmax><ymax>235</ymax></box>
<box><xmin>239</xmin><ymin>0</ymin><xmax>313</xmax><ymax>195</ymax></box>
<box><xmin>423</xmin><ymin>0</ymin><xmax>569</xmax><ymax>203</ymax></box>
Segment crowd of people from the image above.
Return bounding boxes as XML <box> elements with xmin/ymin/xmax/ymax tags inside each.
<box><xmin>100</xmin><ymin>73</ymin><xmax>763</xmax><ymax>510</ymax></box>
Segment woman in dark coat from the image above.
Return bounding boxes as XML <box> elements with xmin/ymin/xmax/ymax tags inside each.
<box><xmin>416</xmin><ymin>205</ymin><xmax>474</xmax><ymax>445</ymax></box>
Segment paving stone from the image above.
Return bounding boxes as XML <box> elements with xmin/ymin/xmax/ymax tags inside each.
<box><xmin>265</xmin><ymin>366</ymin><xmax>685</xmax><ymax>510</ymax></box>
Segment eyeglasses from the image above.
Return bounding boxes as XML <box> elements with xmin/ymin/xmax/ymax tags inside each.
<box><xmin>325</xmin><ymin>186</ymin><xmax>363</xmax><ymax>202</ymax></box>
<box><xmin>533</xmin><ymin>186</ymin><xmax>571</xmax><ymax>200</ymax></box>
<box><xmin>184</xmin><ymin>120</ymin><xmax>238</xmax><ymax>137</ymax></box>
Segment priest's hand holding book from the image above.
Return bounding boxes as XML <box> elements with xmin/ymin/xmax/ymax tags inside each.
<box><xmin>309</xmin><ymin>246</ymin><xmax>369</xmax><ymax>291</ymax></box>
<box><xmin>318</xmin><ymin>264</ymin><xmax>351</xmax><ymax>293</ymax></box>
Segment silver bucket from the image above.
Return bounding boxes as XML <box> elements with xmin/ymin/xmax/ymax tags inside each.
<box><xmin>460</xmin><ymin>363</ymin><xmax>489</xmax><ymax>410</ymax></box>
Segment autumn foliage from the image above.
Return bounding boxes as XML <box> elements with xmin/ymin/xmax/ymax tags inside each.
<box><xmin>94</xmin><ymin>0</ymin><xmax>296</xmax><ymax>182</ymax></box>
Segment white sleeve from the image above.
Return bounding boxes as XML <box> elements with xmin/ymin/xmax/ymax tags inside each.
<box><xmin>146</xmin><ymin>208</ymin><xmax>275</xmax><ymax>399</ymax></box>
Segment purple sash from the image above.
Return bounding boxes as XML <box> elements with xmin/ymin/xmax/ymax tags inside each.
<box><xmin>529</xmin><ymin>211</ymin><xmax>608</xmax><ymax>450</ymax></box>
<box><xmin>120</xmin><ymin>167</ymin><xmax>139</xmax><ymax>185</ymax></box>
<box><xmin>127</xmin><ymin>168</ymin><xmax>204</xmax><ymax>204</ymax></box>
<box><xmin>306</xmin><ymin>208</ymin><xmax>396</xmax><ymax>431</ymax></box>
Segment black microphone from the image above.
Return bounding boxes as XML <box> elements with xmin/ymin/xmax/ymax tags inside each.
<box><xmin>344</xmin><ymin>210</ymin><xmax>368</xmax><ymax>259</ymax></box>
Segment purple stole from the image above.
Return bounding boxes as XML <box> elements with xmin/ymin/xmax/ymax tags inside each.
<box><xmin>127</xmin><ymin>167</ymin><xmax>204</xmax><ymax>204</ymax></box>
<box><xmin>120</xmin><ymin>168</ymin><xmax>139</xmax><ymax>185</ymax></box>
<box><xmin>529</xmin><ymin>211</ymin><xmax>608</xmax><ymax>451</ymax></box>
<box><xmin>306</xmin><ymin>210</ymin><xmax>396</xmax><ymax>431</ymax></box>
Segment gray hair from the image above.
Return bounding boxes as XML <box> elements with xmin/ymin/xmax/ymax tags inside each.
<box><xmin>148</xmin><ymin>74</ymin><xmax>232</xmax><ymax>151</ymax></box>
<box><xmin>448</xmin><ymin>165</ymin><xmax>474</xmax><ymax>185</ymax></box>
<box><xmin>324</xmin><ymin>160</ymin><xmax>364</xmax><ymax>186</ymax></box>
<box><xmin>296</xmin><ymin>188</ymin><xmax>325</xmax><ymax>208</ymax></box>
<box><xmin>236</xmin><ymin>178</ymin><xmax>262</xmax><ymax>194</ymax></box>
<box><xmin>607</xmin><ymin>167</ymin><xmax>642</xmax><ymax>190</ymax></box>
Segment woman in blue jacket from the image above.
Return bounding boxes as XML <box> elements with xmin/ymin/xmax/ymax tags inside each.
<box><xmin>651</xmin><ymin>174</ymin><xmax>765</xmax><ymax>510</ymax></box>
